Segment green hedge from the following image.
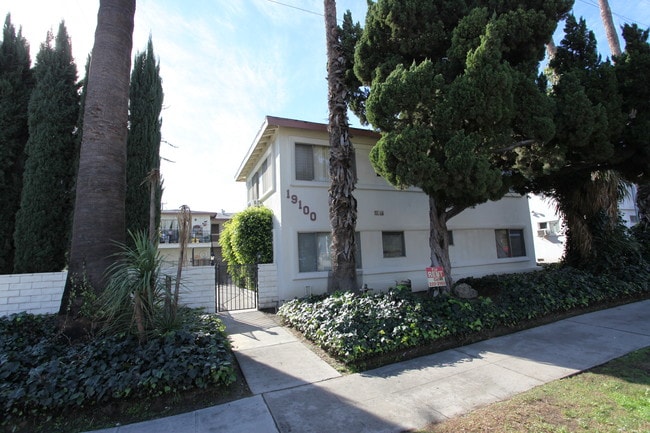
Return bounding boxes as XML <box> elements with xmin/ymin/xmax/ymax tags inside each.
<box><xmin>278</xmin><ymin>266</ymin><xmax>649</xmax><ymax>366</ymax></box>
<box><xmin>0</xmin><ymin>311</ymin><xmax>235</xmax><ymax>425</ymax></box>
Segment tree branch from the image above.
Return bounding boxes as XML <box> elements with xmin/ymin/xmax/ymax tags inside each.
<box><xmin>496</xmin><ymin>139</ymin><xmax>536</xmax><ymax>153</ymax></box>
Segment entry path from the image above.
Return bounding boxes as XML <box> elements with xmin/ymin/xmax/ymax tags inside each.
<box><xmin>88</xmin><ymin>299</ymin><xmax>650</xmax><ymax>433</ymax></box>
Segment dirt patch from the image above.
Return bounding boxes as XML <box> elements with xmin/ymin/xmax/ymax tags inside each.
<box><xmin>425</xmin><ymin>394</ymin><xmax>582</xmax><ymax>433</ymax></box>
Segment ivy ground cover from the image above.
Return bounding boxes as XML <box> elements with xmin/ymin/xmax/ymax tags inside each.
<box><xmin>0</xmin><ymin>311</ymin><xmax>236</xmax><ymax>429</ymax></box>
<box><xmin>278</xmin><ymin>266</ymin><xmax>649</xmax><ymax>368</ymax></box>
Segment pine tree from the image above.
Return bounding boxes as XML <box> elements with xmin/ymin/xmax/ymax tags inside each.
<box><xmin>515</xmin><ymin>16</ymin><xmax>630</xmax><ymax>267</ymax></box>
<box><xmin>0</xmin><ymin>14</ymin><xmax>32</xmax><ymax>274</ymax></box>
<box><xmin>352</xmin><ymin>0</ymin><xmax>571</xmax><ymax>290</ymax></box>
<box><xmin>13</xmin><ymin>22</ymin><xmax>79</xmax><ymax>273</ymax></box>
<box><xmin>125</xmin><ymin>36</ymin><xmax>163</xmax><ymax>240</ymax></box>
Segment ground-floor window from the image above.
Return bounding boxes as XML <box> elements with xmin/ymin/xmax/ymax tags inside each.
<box><xmin>298</xmin><ymin>232</ymin><xmax>362</xmax><ymax>272</ymax></box>
<box><xmin>382</xmin><ymin>231</ymin><xmax>405</xmax><ymax>258</ymax></box>
<box><xmin>495</xmin><ymin>229</ymin><xmax>526</xmax><ymax>258</ymax></box>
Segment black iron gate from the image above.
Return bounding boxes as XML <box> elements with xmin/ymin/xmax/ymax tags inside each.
<box><xmin>215</xmin><ymin>263</ymin><xmax>258</xmax><ymax>312</ymax></box>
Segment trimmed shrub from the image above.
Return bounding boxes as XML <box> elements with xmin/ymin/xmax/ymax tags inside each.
<box><xmin>219</xmin><ymin>206</ymin><xmax>273</xmax><ymax>288</ymax></box>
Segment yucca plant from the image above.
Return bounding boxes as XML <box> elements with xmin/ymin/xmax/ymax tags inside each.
<box><xmin>100</xmin><ymin>230</ymin><xmax>165</xmax><ymax>342</ymax></box>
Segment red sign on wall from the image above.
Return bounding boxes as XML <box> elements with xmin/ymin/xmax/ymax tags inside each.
<box><xmin>426</xmin><ymin>266</ymin><xmax>446</xmax><ymax>287</ymax></box>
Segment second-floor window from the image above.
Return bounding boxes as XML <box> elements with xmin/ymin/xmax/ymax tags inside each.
<box><xmin>295</xmin><ymin>143</ymin><xmax>357</xmax><ymax>182</ymax></box>
<box><xmin>249</xmin><ymin>156</ymin><xmax>273</xmax><ymax>202</ymax></box>
<box><xmin>295</xmin><ymin>143</ymin><xmax>329</xmax><ymax>181</ymax></box>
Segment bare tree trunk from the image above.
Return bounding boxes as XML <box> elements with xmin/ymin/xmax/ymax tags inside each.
<box><xmin>546</xmin><ymin>38</ymin><xmax>557</xmax><ymax>60</ymax></box>
<box><xmin>325</xmin><ymin>0</ymin><xmax>358</xmax><ymax>293</ymax></box>
<box><xmin>428</xmin><ymin>196</ymin><xmax>453</xmax><ymax>294</ymax></box>
<box><xmin>147</xmin><ymin>169</ymin><xmax>159</xmax><ymax>243</ymax></box>
<box><xmin>60</xmin><ymin>0</ymin><xmax>135</xmax><ymax>320</ymax></box>
<box><xmin>598</xmin><ymin>0</ymin><xmax>622</xmax><ymax>58</ymax></box>
<box><xmin>174</xmin><ymin>205</ymin><xmax>191</xmax><ymax>312</ymax></box>
<box><xmin>133</xmin><ymin>293</ymin><xmax>146</xmax><ymax>342</ymax></box>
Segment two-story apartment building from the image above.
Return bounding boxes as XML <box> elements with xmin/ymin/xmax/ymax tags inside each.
<box><xmin>158</xmin><ymin>209</ymin><xmax>232</xmax><ymax>268</ymax></box>
<box><xmin>235</xmin><ymin>116</ymin><xmax>538</xmax><ymax>303</ymax></box>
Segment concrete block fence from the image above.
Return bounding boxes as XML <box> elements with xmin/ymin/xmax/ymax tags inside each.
<box><xmin>1</xmin><ymin>265</ymin><xmax>283</xmax><ymax>317</ymax></box>
<box><xmin>161</xmin><ymin>266</ymin><xmax>215</xmax><ymax>313</ymax></box>
<box><xmin>0</xmin><ymin>271</ymin><xmax>68</xmax><ymax>316</ymax></box>
<box><xmin>257</xmin><ymin>264</ymin><xmax>279</xmax><ymax>310</ymax></box>
<box><xmin>1</xmin><ymin>267</ymin><xmax>218</xmax><ymax>317</ymax></box>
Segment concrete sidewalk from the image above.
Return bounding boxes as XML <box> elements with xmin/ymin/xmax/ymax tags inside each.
<box><xmin>88</xmin><ymin>299</ymin><xmax>650</xmax><ymax>433</ymax></box>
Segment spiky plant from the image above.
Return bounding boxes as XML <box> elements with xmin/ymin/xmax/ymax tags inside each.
<box><xmin>100</xmin><ymin>230</ymin><xmax>164</xmax><ymax>341</ymax></box>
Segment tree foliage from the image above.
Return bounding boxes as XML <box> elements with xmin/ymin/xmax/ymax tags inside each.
<box><xmin>349</xmin><ymin>0</ymin><xmax>571</xmax><ymax>288</ymax></box>
<box><xmin>125</xmin><ymin>36</ymin><xmax>163</xmax><ymax>240</ymax></box>
<box><xmin>13</xmin><ymin>22</ymin><xmax>79</xmax><ymax>273</ymax></box>
<box><xmin>0</xmin><ymin>14</ymin><xmax>32</xmax><ymax>274</ymax></box>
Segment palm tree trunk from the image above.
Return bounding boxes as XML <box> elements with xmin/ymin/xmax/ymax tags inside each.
<box><xmin>556</xmin><ymin>171</ymin><xmax>622</xmax><ymax>266</ymax></box>
<box><xmin>598</xmin><ymin>0</ymin><xmax>622</xmax><ymax>57</ymax></box>
<box><xmin>59</xmin><ymin>0</ymin><xmax>135</xmax><ymax>319</ymax></box>
<box><xmin>325</xmin><ymin>0</ymin><xmax>358</xmax><ymax>293</ymax></box>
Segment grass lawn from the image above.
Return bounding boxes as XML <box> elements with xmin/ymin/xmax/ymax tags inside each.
<box><xmin>420</xmin><ymin>346</ymin><xmax>650</xmax><ymax>433</ymax></box>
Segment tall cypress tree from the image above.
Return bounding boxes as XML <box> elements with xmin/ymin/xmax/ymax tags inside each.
<box><xmin>125</xmin><ymin>36</ymin><xmax>163</xmax><ymax>239</ymax></box>
<box><xmin>13</xmin><ymin>22</ymin><xmax>79</xmax><ymax>273</ymax></box>
<box><xmin>0</xmin><ymin>14</ymin><xmax>32</xmax><ymax>274</ymax></box>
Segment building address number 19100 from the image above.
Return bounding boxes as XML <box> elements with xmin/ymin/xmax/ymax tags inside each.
<box><xmin>286</xmin><ymin>189</ymin><xmax>317</xmax><ymax>221</ymax></box>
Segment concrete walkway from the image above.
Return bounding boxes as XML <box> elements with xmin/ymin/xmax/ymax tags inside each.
<box><xmin>88</xmin><ymin>299</ymin><xmax>650</xmax><ymax>433</ymax></box>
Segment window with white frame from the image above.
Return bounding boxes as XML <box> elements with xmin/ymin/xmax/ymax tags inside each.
<box><xmin>249</xmin><ymin>172</ymin><xmax>260</xmax><ymax>202</ymax></box>
<box><xmin>295</xmin><ymin>143</ymin><xmax>357</xmax><ymax>182</ymax></box>
<box><xmin>382</xmin><ymin>231</ymin><xmax>405</xmax><ymax>258</ymax></box>
<box><xmin>538</xmin><ymin>220</ymin><xmax>561</xmax><ymax>235</ymax></box>
<box><xmin>260</xmin><ymin>157</ymin><xmax>273</xmax><ymax>194</ymax></box>
<box><xmin>298</xmin><ymin>232</ymin><xmax>362</xmax><ymax>272</ymax></box>
<box><xmin>248</xmin><ymin>156</ymin><xmax>273</xmax><ymax>203</ymax></box>
<box><xmin>295</xmin><ymin>143</ymin><xmax>329</xmax><ymax>181</ymax></box>
<box><xmin>495</xmin><ymin>229</ymin><xmax>526</xmax><ymax>258</ymax></box>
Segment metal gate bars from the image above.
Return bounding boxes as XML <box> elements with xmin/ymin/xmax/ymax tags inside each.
<box><xmin>215</xmin><ymin>262</ymin><xmax>258</xmax><ymax>312</ymax></box>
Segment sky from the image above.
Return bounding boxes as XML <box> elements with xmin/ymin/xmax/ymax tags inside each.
<box><xmin>3</xmin><ymin>0</ymin><xmax>649</xmax><ymax>214</ymax></box>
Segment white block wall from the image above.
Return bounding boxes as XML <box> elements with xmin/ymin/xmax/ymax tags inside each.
<box><xmin>160</xmin><ymin>266</ymin><xmax>216</xmax><ymax>313</ymax></box>
<box><xmin>258</xmin><ymin>264</ymin><xmax>279</xmax><ymax>310</ymax></box>
<box><xmin>0</xmin><ymin>271</ymin><xmax>68</xmax><ymax>316</ymax></box>
<box><xmin>1</xmin><ymin>267</ymin><xmax>217</xmax><ymax>317</ymax></box>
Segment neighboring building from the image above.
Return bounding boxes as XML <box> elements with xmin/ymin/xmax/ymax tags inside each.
<box><xmin>158</xmin><ymin>209</ymin><xmax>232</xmax><ymax>268</ymax></box>
<box><xmin>530</xmin><ymin>186</ymin><xmax>640</xmax><ymax>263</ymax></box>
<box><xmin>529</xmin><ymin>194</ymin><xmax>566</xmax><ymax>263</ymax></box>
<box><xmin>235</xmin><ymin>116</ymin><xmax>539</xmax><ymax>303</ymax></box>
